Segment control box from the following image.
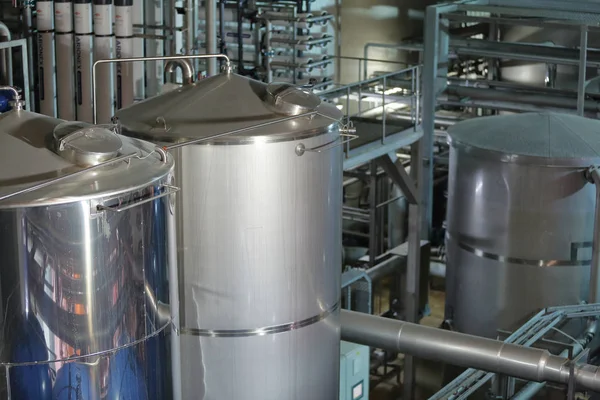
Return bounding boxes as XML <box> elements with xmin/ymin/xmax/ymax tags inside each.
<box><xmin>340</xmin><ymin>341</ymin><xmax>370</xmax><ymax>400</ymax></box>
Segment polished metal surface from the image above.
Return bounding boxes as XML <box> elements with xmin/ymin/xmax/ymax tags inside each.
<box><xmin>53</xmin><ymin>121</ymin><xmax>123</xmax><ymax>167</ymax></box>
<box><xmin>446</xmin><ymin>112</ymin><xmax>599</xmax><ymax>339</ymax></box>
<box><xmin>0</xmin><ymin>110</ymin><xmax>177</xmax><ymax>398</ymax></box>
<box><xmin>340</xmin><ymin>309</ymin><xmax>600</xmax><ymax>393</ymax></box>
<box><xmin>0</xmin><ymin>109</ymin><xmax>172</xmax><ymax>207</ymax></box>
<box><xmin>117</xmin><ymin>73</ymin><xmax>343</xmax><ymax>399</ymax></box>
<box><xmin>115</xmin><ymin>72</ymin><xmax>342</xmax><ymax>144</ymax></box>
<box><xmin>173</xmin><ymin>129</ymin><xmax>342</xmax><ymax>400</ymax></box>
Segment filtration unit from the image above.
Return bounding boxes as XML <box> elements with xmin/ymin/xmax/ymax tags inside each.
<box><xmin>74</xmin><ymin>0</ymin><xmax>94</xmax><ymax>123</ymax></box>
<box><xmin>115</xmin><ymin>71</ymin><xmax>344</xmax><ymax>399</ymax></box>
<box><xmin>36</xmin><ymin>0</ymin><xmax>56</xmax><ymax>117</ymax></box>
<box><xmin>115</xmin><ymin>0</ymin><xmax>134</xmax><ymax>110</ymax></box>
<box><xmin>93</xmin><ymin>0</ymin><xmax>115</xmax><ymax>123</ymax></box>
<box><xmin>445</xmin><ymin>112</ymin><xmax>598</xmax><ymax>338</ymax></box>
<box><xmin>55</xmin><ymin>0</ymin><xmax>76</xmax><ymax>120</ymax></box>
<box><xmin>0</xmin><ymin>102</ymin><xmax>177</xmax><ymax>398</ymax></box>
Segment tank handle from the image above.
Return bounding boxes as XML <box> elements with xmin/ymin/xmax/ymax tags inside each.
<box><xmin>96</xmin><ymin>184</ymin><xmax>180</xmax><ymax>213</ymax></box>
<box><xmin>295</xmin><ymin>120</ymin><xmax>358</xmax><ymax>156</ymax></box>
<box><xmin>586</xmin><ymin>165</ymin><xmax>600</xmax><ymax>304</ymax></box>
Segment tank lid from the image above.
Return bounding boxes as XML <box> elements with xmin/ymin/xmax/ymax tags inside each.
<box><xmin>53</xmin><ymin>121</ymin><xmax>123</xmax><ymax>166</ymax></box>
<box><xmin>448</xmin><ymin>112</ymin><xmax>600</xmax><ymax>166</ymax></box>
<box><xmin>262</xmin><ymin>82</ymin><xmax>321</xmax><ymax>116</ymax></box>
<box><xmin>0</xmin><ymin>109</ymin><xmax>173</xmax><ymax>208</ymax></box>
<box><xmin>114</xmin><ymin>72</ymin><xmax>342</xmax><ymax>144</ymax></box>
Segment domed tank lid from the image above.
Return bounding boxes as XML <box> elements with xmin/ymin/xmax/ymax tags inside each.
<box><xmin>114</xmin><ymin>72</ymin><xmax>342</xmax><ymax>144</ymax></box>
<box><xmin>0</xmin><ymin>109</ymin><xmax>174</xmax><ymax>208</ymax></box>
<box><xmin>448</xmin><ymin>112</ymin><xmax>600</xmax><ymax>166</ymax></box>
<box><xmin>263</xmin><ymin>82</ymin><xmax>321</xmax><ymax>116</ymax></box>
<box><xmin>53</xmin><ymin>122</ymin><xmax>123</xmax><ymax>166</ymax></box>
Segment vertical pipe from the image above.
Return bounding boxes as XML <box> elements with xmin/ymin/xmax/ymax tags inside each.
<box><xmin>55</xmin><ymin>0</ymin><xmax>76</xmax><ymax>120</ymax></box>
<box><xmin>369</xmin><ymin>161</ymin><xmax>378</xmax><ymax>269</ymax></box>
<box><xmin>185</xmin><ymin>0</ymin><xmax>194</xmax><ymax>55</ymax></box>
<box><xmin>265</xmin><ymin>19</ymin><xmax>272</xmax><ymax>82</ymax></box>
<box><xmin>237</xmin><ymin>0</ymin><xmax>244</xmax><ymax>73</ymax></box>
<box><xmin>219</xmin><ymin>0</ymin><xmax>226</xmax><ymax>54</ymax></box>
<box><xmin>144</xmin><ymin>0</ymin><xmax>163</xmax><ymax>97</ymax></box>
<box><xmin>37</xmin><ymin>0</ymin><xmax>57</xmax><ymax>117</ymax></box>
<box><xmin>131</xmin><ymin>0</ymin><xmax>144</xmax><ymax>100</ymax></box>
<box><xmin>23</xmin><ymin>5</ymin><xmax>36</xmax><ymax>111</ymax></box>
<box><xmin>206</xmin><ymin>0</ymin><xmax>217</xmax><ymax>75</ymax></box>
<box><xmin>93</xmin><ymin>0</ymin><xmax>115</xmax><ymax>123</ymax></box>
<box><xmin>74</xmin><ymin>0</ymin><xmax>94</xmax><ymax>122</ymax></box>
<box><xmin>115</xmin><ymin>0</ymin><xmax>134</xmax><ymax>110</ymax></box>
<box><xmin>578</xmin><ymin>25</ymin><xmax>588</xmax><ymax>117</ymax></box>
<box><xmin>0</xmin><ymin>22</ymin><xmax>14</xmax><ymax>86</ymax></box>
<box><xmin>588</xmin><ymin>167</ymin><xmax>600</xmax><ymax>304</ymax></box>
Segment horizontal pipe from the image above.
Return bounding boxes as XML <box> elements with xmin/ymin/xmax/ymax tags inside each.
<box><xmin>341</xmin><ymin>310</ymin><xmax>600</xmax><ymax>392</ymax></box>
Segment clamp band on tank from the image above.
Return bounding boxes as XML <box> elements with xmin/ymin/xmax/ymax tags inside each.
<box><xmin>92</xmin><ymin>54</ymin><xmax>232</xmax><ymax>124</ymax></box>
<box><xmin>445</xmin><ymin>231</ymin><xmax>591</xmax><ymax>267</ymax></box>
<box><xmin>180</xmin><ymin>302</ymin><xmax>340</xmax><ymax>338</ymax></box>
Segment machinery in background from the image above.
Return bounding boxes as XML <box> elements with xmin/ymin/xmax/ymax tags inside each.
<box><xmin>340</xmin><ymin>341</ymin><xmax>370</xmax><ymax>400</ymax></box>
<box><xmin>445</xmin><ymin>112</ymin><xmax>597</xmax><ymax>339</ymax></box>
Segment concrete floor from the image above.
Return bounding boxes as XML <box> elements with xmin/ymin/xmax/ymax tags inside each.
<box><xmin>370</xmin><ymin>290</ymin><xmax>447</xmax><ymax>400</ymax></box>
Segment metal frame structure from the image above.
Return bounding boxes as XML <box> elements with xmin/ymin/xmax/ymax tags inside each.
<box><xmin>318</xmin><ymin>61</ymin><xmax>427</xmax><ymax>397</ymax></box>
<box><xmin>430</xmin><ymin>303</ymin><xmax>600</xmax><ymax>400</ymax></box>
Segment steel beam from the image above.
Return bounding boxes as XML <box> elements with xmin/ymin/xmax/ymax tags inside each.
<box><xmin>375</xmin><ymin>155</ymin><xmax>418</xmax><ymax>205</ymax></box>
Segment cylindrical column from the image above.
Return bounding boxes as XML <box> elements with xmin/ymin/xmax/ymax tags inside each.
<box><xmin>132</xmin><ymin>0</ymin><xmax>145</xmax><ymax>100</ymax></box>
<box><xmin>588</xmin><ymin>167</ymin><xmax>600</xmax><ymax>304</ymax></box>
<box><xmin>74</xmin><ymin>0</ymin><xmax>94</xmax><ymax>122</ymax></box>
<box><xmin>37</xmin><ymin>0</ymin><xmax>57</xmax><ymax>117</ymax></box>
<box><xmin>341</xmin><ymin>310</ymin><xmax>600</xmax><ymax>392</ymax></box>
<box><xmin>206</xmin><ymin>0</ymin><xmax>217</xmax><ymax>75</ymax></box>
<box><xmin>93</xmin><ymin>0</ymin><xmax>115</xmax><ymax>123</ymax></box>
<box><xmin>55</xmin><ymin>0</ymin><xmax>76</xmax><ymax>120</ymax></box>
<box><xmin>115</xmin><ymin>0</ymin><xmax>134</xmax><ymax>110</ymax></box>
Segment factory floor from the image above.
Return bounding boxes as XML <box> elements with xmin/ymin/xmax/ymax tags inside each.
<box><xmin>370</xmin><ymin>290</ymin><xmax>447</xmax><ymax>400</ymax></box>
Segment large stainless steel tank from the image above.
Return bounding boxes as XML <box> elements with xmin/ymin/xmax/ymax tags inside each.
<box><xmin>0</xmin><ymin>107</ymin><xmax>177</xmax><ymax>399</ymax></box>
<box><xmin>445</xmin><ymin>112</ymin><xmax>598</xmax><ymax>339</ymax></box>
<box><xmin>115</xmin><ymin>72</ymin><xmax>344</xmax><ymax>399</ymax></box>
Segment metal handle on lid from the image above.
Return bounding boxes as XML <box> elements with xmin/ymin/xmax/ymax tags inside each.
<box><xmin>96</xmin><ymin>184</ymin><xmax>180</xmax><ymax>213</ymax></box>
<box><xmin>295</xmin><ymin>121</ymin><xmax>358</xmax><ymax>156</ymax></box>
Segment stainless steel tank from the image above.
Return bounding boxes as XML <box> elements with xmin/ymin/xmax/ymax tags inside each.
<box><xmin>0</xmin><ymin>107</ymin><xmax>177</xmax><ymax>399</ymax></box>
<box><xmin>115</xmin><ymin>71</ymin><xmax>344</xmax><ymax>399</ymax></box>
<box><xmin>445</xmin><ymin>112</ymin><xmax>598</xmax><ymax>339</ymax></box>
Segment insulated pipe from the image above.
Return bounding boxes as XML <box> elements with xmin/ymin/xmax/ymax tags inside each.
<box><xmin>0</xmin><ymin>22</ymin><xmax>13</xmax><ymax>86</ymax></box>
<box><xmin>74</xmin><ymin>0</ymin><xmax>94</xmax><ymax>122</ymax></box>
<box><xmin>511</xmin><ymin>323</ymin><xmax>596</xmax><ymax>399</ymax></box>
<box><xmin>205</xmin><ymin>0</ymin><xmax>217</xmax><ymax>75</ymax></box>
<box><xmin>341</xmin><ymin>310</ymin><xmax>600</xmax><ymax>392</ymax></box>
<box><xmin>37</xmin><ymin>0</ymin><xmax>57</xmax><ymax>117</ymax></box>
<box><xmin>93</xmin><ymin>0</ymin><xmax>115</xmax><ymax>123</ymax></box>
<box><xmin>55</xmin><ymin>0</ymin><xmax>76</xmax><ymax>120</ymax></box>
<box><xmin>115</xmin><ymin>0</ymin><xmax>134</xmax><ymax>110</ymax></box>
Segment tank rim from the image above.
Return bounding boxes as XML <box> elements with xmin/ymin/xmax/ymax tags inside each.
<box><xmin>449</xmin><ymin>136</ymin><xmax>600</xmax><ymax>168</ymax></box>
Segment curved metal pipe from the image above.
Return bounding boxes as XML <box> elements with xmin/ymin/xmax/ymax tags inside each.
<box><xmin>341</xmin><ymin>310</ymin><xmax>600</xmax><ymax>392</ymax></box>
<box><xmin>0</xmin><ymin>21</ymin><xmax>13</xmax><ymax>86</ymax></box>
<box><xmin>164</xmin><ymin>59</ymin><xmax>195</xmax><ymax>85</ymax></box>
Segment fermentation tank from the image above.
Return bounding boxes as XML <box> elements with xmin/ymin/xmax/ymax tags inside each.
<box><xmin>445</xmin><ymin>112</ymin><xmax>598</xmax><ymax>339</ymax></box>
<box><xmin>0</xmin><ymin>104</ymin><xmax>177</xmax><ymax>399</ymax></box>
<box><xmin>115</xmin><ymin>71</ymin><xmax>344</xmax><ymax>399</ymax></box>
